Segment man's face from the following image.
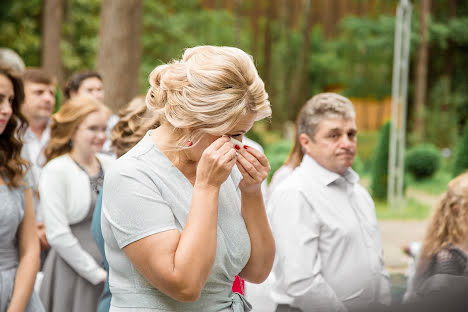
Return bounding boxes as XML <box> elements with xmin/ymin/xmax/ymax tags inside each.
<box><xmin>301</xmin><ymin>117</ymin><xmax>357</xmax><ymax>175</ymax></box>
<box><xmin>22</xmin><ymin>82</ymin><xmax>55</xmax><ymax>122</ymax></box>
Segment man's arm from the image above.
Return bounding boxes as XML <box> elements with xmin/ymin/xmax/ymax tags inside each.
<box><xmin>269</xmin><ymin>188</ymin><xmax>347</xmax><ymax>312</ymax></box>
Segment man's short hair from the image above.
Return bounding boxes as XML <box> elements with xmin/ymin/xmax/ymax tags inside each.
<box><xmin>0</xmin><ymin>48</ymin><xmax>25</xmax><ymax>72</ymax></box>
<box><xmin>22</xmin><ymin>68</ymin><xmax>56</xmax><ymax>86</ymax></box>
<box><xmin>297</xmin><ymin>92</ymin><xmax>356</xmax><ymax>140</ymax></box>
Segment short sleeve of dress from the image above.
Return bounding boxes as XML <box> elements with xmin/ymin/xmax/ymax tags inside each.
<box><xmin>102</xmin><ymin>161</ymin><xmax>177</xmax><ymax>249</ymax></box>
<box><xmin>22</xmin><ymin>167</ymin><xmax>33</xmax><ymax>190</ymax></box>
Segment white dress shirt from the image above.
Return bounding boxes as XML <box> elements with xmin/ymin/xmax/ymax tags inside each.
<box><xmin>268</xmin><ymin>155</ymin><xmax>391</xmax><ymax>312</ymax></box>
<box><xmin>21</xmin><ymin>125</ymin><xmax>50</xmax><ymax>221</ymax></box>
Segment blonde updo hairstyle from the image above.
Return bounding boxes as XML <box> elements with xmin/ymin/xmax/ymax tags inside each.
<box><xmin>145</xmin><ymin>46</ymin><xmax>271</xmax><ymax>148</ymax></box>
<box><xmin>112</xmin><ymin>96</ymin><xmax>160</xmax><ymax>157</ymax></box>
<box><xmin>297</xmin><ymin>92</ymin><xmax>355</xmax><ymax>141</ymax></box>
<box><xmin>418</xmin><ymin>171</ymin><xmax>468</xmax><ymax>268</ymax></box>
<box><xmin>44</xmin><ymin>95</ymin><xmax>110</xmax><ymax>163</ymax></box>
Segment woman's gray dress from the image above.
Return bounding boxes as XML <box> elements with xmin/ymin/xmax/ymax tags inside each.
<box><xmin>0</xmin><ymin>183</ymin><xmax>44</xmax><ymax>312</ymax></box>
<box><xmin>39</xmin><ymin>167</ymin><xmax>104</xmax><ymax>312</ymax></box>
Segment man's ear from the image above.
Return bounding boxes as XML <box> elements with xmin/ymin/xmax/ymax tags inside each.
<box><xmin>299</xmin><ymin>133</ymin><xmax>313</xmax><ymax>155</ymax></box>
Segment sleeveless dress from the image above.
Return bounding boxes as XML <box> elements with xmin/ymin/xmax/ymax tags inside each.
<box><xmin>0</xmin><ymin>183</ymin><xmax>44</xmax><ymax>312</ymax></box>
<box><xmin>39</xmin><ymin>164</ymin><xmax>104</xmax><ymax>312</ymax></box>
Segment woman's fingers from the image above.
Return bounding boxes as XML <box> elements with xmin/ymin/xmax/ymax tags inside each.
<box><xmin>221</xmin><ymin>148</ymin><xmax>237</xmax><ymax>164</ymax></box>
<box><xmin>236</xmin><ymin>159</ymin><xmax>255</xmax><ymax>183</ymax></box>
<box><xmin>205</xmin><ymin>136</ymin><xmax>230</xmax><ymax>153</ymax></box>
<box><xmin>241</xmin><ymin>145</ymin><xmax>270</xmax><ymax>168</ymax></box>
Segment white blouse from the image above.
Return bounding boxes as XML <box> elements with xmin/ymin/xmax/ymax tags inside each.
<box><xmin>39</xmin><ymin>153</ymin><xmax>114</xmax><ymax>285</ymax></box>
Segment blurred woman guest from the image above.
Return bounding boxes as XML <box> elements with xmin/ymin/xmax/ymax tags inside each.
<box><xmin>407</xmin><ymin>172</ymin><xmax>468</xmax><ymax>300</ymax></box>
<box><xmin>266</xmin><ymin>107</ymin><xmax>305</xmax><ymax>202</ymax></box>
<box><xmin>63</xmin><ymin>70</ymin><xmax>116</xmax><ymax>154</ymax></box>
<box><xmin>38</xmin><ymin>96</ymin><xmax>113</xmax><ymax>312</ymax></box>
<box><xmin>91</xmin><ymin>95</ymin><xmax>159</xmax><ymax>312</ymax></box>
<box><xmin>0</xmin><ymin>64</ymin><xmax>44</xmax><ymax>311</ymax></box>
<box><xmin>102</xmin><ymin>45</ymin><xmax>275</xmax><ymax>311</ymax></box>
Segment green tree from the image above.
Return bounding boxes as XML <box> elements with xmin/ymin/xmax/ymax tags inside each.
<box><xmin>453</xmin><ymin>123</ymin><xmax>468</xmax><ymax>177</ymax></box>
<box><xmin>370</xmin><ymin>121</ymin><xmax>391</xmax><ymax>200</ymax></box>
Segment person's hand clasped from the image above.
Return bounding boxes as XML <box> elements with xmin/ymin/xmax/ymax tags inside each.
<box><xmin>235</xmin><ymin>144</ymin><xmax>270</xmax><ymax>194</ymax></box>
<box><xmin>195</xmin><ymin>136</ymin><xmax>237</xmax><ymax>189</ymax></box>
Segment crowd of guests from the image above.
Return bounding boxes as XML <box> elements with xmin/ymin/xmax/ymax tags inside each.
<box><xmin>1</xmin><ymin>45</ymin><xmax>467</xmax><ymax>312</ymax></box>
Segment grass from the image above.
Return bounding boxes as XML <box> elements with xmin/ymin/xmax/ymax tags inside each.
<box><xmin>374</xmin><ymin>197</ymin><xmax>431</xmax><ymax>220</ymax></box>
<box><xmin>404</xmin><ymin>169</ymin><xmax>452</xmax><ymax>196</ymax></box>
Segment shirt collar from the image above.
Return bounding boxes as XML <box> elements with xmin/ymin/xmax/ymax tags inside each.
<box><xmin>24</xmin><ymin>120</ymin><xmax>51</xmax><ymax>143</ymax></box>
<box><xmin>300</xmin><ymin>154</ymin><xmax>359</xmax><ymax>186</ymax></box>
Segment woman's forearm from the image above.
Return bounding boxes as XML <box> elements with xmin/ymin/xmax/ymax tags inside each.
<box><xmin>7</xmin><ymin>251</ymin><xmax>40</xmax><ymax>312</ymax></box>
<box><xmin>239</xmin><ymin>189</ymin><xmax>275</xmax><ymax>283</ymax></box>
<box><xmin>172</xmin><ymin>183</ymin><xmax>220</xmax><ymax>295</ymax></box>
<box><xmin>8</xmin><ymin>189</ymin><xmax>40</xmax><ymax>312</ymax></box>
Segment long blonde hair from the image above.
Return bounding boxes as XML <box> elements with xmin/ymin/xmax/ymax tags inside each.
<box><xmin>44</xmin><ymin>96</ymin><xmax>109</xmax><ymax>163</ymax></box>
<box><xmin>418</xmin><ymin>172</ymin><xmax>468</xmax><ymax>269</ymax></box>
<box><xmin>145</xmin><ymin>45</ymin><xmax>271</xmax><ymax>149</ymax></box>
<box><xmin>111</xmin><ymin>96</ymin><xmax>160</xmax><ymax>157</ymax></box>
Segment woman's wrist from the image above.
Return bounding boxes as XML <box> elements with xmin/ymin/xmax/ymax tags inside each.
<box><xmin>240</xmin><ymin>185</ymin><xmax>263</xmax><ymax>197</ymax></box>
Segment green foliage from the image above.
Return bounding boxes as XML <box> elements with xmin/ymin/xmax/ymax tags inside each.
<box><xmin>0</xmin><ymin>1</ymin><xmax>41</xmax><ymax>67</ymax></box>
<box><xmin>374</xmin><ymin>197</ymin><xmax>430</xmax><ymax>220</ymax></box>
<box><xmin>370</xmin><ymin>121</ymin><xmax>391</xmax><ymax>200</ymax></box>
<box><xmin>337</xmin><ymin>15</ymin><xmax>396</xmax><ymax>99</ymax></box>
<box><xmin>1</xmin><ymin>0</ymin><xmax>467</xmax><ymax>143</ymax></box>
<box><xmin>264</xmin><ymin>140</ymin><xmax>292</xmax><ymax>182</ymax></box>
<box><xmin>357</xmin><ymin>131</ymin><xmax>379</xmax><ymax>171</ymax></box>
<box><xmin>424</xmin><ymin>77</ymin><xmax>458</xmax><ymax>148</ymax></box>
<box><xmin>453</xmin><ymin>123</ymin><xmax>468</xmax><ymax>177</ymax></box>
<box><xmin>141</xmin><ymin>0</ymin><xmax>242</xmax><ymax>93</ymax></box>
<box><xmin>351</xmin><ymin>154</ymin><xmax>364</xmax><ymax>175</ymax></box>
<box><xmin>405</xmin><ymin>170</ymin><xmax>452</xmax><ymax>195</ymax></box>
<box><xmin>61</xmin><ymin>0</ymin><xmax>101</xmax><ymax>76</ymax></box>
<box><xmin>405</xmin><ymin>145</ymin><xmax>441</xmax><ymax>181</ymax></box>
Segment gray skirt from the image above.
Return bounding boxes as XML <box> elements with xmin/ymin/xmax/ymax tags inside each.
<box><xmin>39</xmin><ymin>196</ymin><xmax>103</xmax><ymax>312</ymax></box>
<box><xmin>0</xmin><ymin>267</ymin><xmax>45</xmax><ymax>312</ymax></box>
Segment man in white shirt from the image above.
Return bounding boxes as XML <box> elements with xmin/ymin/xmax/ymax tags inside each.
<box><xmin>269</xmin><ymin>93</ymin><xmax>391</xmax><ymax>312</ymax></box>
<box><xmin>21</xmin><ymin>68</ymin><xmax>56</xmax><ymax>252</ymax></box>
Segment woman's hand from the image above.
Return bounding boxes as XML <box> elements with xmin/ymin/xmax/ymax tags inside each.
<box><xmin>236</xmin><ymin>145</ymin><xmax>270</xmax><ymax>194</ymax></box>
<box><xmin>195</xmin><ymin>136</ymin><xmax>237</xmax><ymax>189</ymax></box>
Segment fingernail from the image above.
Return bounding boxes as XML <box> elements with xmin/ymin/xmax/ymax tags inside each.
<box><xmin>243</xmin><ymin>145</ymin><xmax>248</xmax><ymax>149</ymax></box>
<box><xmin>235</xmin><ymin>145</ymin><xmax>240</xmax><ymax>150</ymax></box>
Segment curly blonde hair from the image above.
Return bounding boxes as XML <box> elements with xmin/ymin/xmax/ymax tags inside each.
<box><xmin>418</xmin><ymin>172</ymin><xmax>468</xmax><ymax>268</ymax></box>
<box><xmin>44</xmin><ymin>95</ymin><xmax>110</xmax><ymax>163</ymax></box>
<box><xmin>145</xmin><ymin>45</ymin><xmax>271</xmax><ymax>149</ymax></box>
<box><xmin>111</xmin><ymin>96</ymin><xmax>160</xmax><ymax>157</ymax></box>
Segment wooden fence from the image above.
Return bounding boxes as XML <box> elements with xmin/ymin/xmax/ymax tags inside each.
<box><xmin>350</xmin><ymin>97</ymin><xmax>392</xmax><ymax>132</ymax></box>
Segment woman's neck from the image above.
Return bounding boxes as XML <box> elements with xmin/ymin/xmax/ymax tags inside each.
<box><xmin>150</xmin><ymin>124</ymin><xmax>197</xmax><ymax>183</ymax></box>
<box><xmin>69</xmin><ymin>149</ymin><xmax>99</xmax><ymax>176</ymax></box>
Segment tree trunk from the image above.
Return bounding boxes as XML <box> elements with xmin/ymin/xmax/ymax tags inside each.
<box><xmin>250</xmin><ymin>0</ymin><xmax>262</xmax><ymax>58</ymax></box>
<box><xmin>287</xmin><ymin>0</ymin><xmax>313</xmax><ymax>119</ymax></box>
<box><xmin>97</xmin><ymin>0</ymin><xmax>142</xmax><ymax>113</ymax></box>
<box><xmin>262</xmin><ymin>0</ymin><xmax>275</xmax><ymax>96</ymax></box>
<box><xmin>233</xmin><ymin>0</ymin><xmax>242</xmax><ymax>46</ymax></box>
<box><xmin>413</xmin><ymin>0</ymin><xmax>431</xmax><ymax>142</ymax></box>
<box><xmin>41</xmin><ymin>0</ymin><xmax>64</xmax><ymax>84</ymax></box>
